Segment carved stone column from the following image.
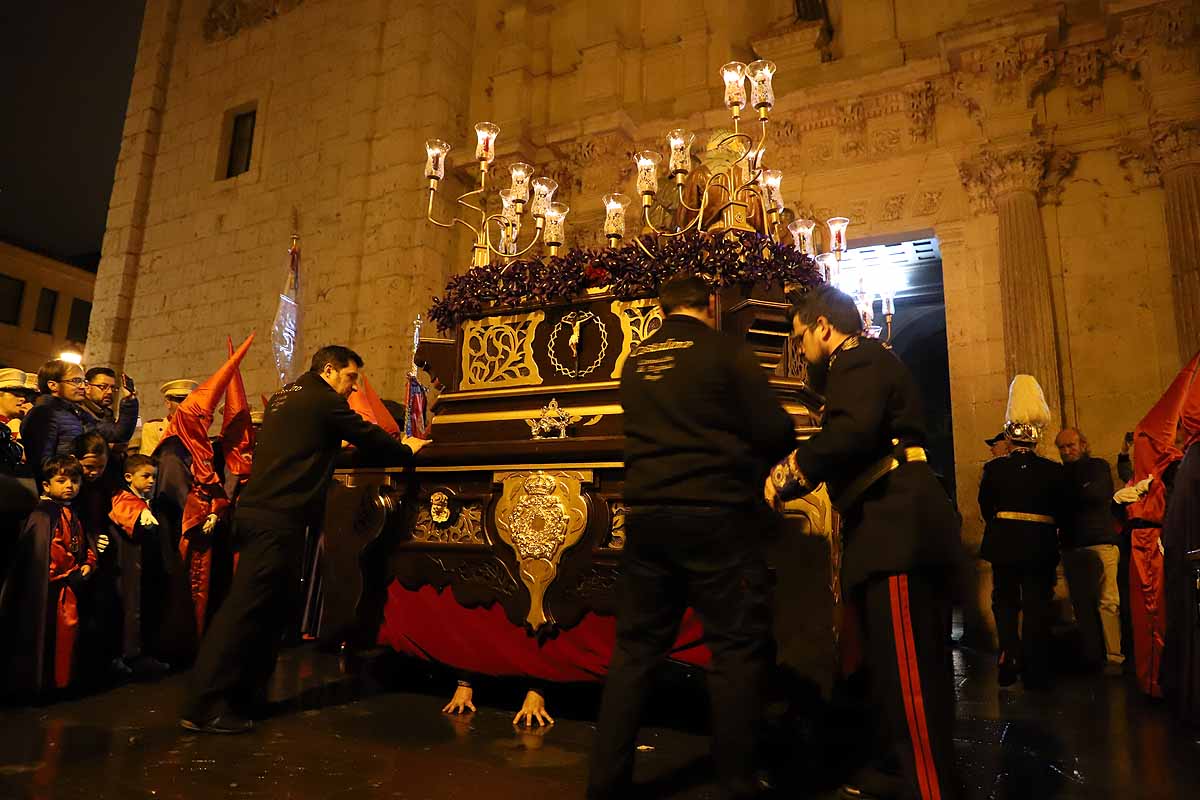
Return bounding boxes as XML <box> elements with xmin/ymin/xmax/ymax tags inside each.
<box><xmin>959</xmin><ymin>143</ymin><xmax>1076</xmax><ymax>423</ymax></box>
<box><xmin>1153</xmin><ymin>121</ymin><xmax>1200</xmax><ymax>361</ymax></box>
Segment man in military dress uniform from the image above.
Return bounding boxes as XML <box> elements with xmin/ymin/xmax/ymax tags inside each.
<box><xmin>977</xmin><ymin>375</ymin><xmax>1066</xmax><ymax>690</ymax></box>
<box><xmin>765</xmin><ymin>285</ymin><xmax>962</xmax><ymax>800</ymax></box>
<box><xmin>139</xmin><ymin>379</ymin><xmax>197</xmax><ymax>456</ymax></box>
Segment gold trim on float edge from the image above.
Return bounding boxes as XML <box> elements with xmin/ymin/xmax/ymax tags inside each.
<box><xmin>408</xmin><ymin>462</ymin><xmax>624</xmax><ymax>474</ymax></box>
<box><xmin>434</xmin><ymin>403</ymin><xmax>624</xmax><ymax>424</ymax></box>
<box><xmin>440</xmin><ymin>380</ymin><xmax>620</xmax><ymax>402</ymax></box>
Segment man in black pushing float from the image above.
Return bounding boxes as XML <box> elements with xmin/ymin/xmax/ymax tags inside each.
<box><xmin>180</xmin><ymin>345</ymin><xmax>430</xmax><ymax>734</ymax></box>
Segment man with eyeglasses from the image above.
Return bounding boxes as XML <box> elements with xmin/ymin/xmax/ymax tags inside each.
<box><xmin>81</xmin><ymin>366</ymin><xmax>139</xmax><ymax>457</ymax></box>
<box><xmin>20</xmin><ymin>359</ymin><xmax>138</xmax><ymax>485</ymax></box>
<box><xmin>82</xmin><ymin>367</ymin><xmax>119</xmax><ymax>423</ymax></box>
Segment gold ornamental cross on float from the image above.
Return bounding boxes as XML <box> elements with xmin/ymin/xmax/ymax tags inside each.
<box><xmin>492</xmin><ymin>471</ymin><xmax>590</xmax><ymax>630</ymax></box>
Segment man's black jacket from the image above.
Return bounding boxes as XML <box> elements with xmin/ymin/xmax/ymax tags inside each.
<box><xmin>621</xmin><ymin>314</ymin><xmax>796</xmax><ymax>508</ymax></box>
<box><xmin>978</xmin><ymin>449</ymin><xmax>1067</xmax><ymax>566</ymax></box>
<box><xmin>787</xmin><ymin>336</ymin><xmax>962</xmax><ymax>590</ymax></box>
<box><xmin>1059</xmin><ymin>456</ymin><xmax>1117</xmax><ymax>549</ymax></box>
<box><xmin>236</xmin><ymin>371</ymin><xmax>413</xmax><ymax>526</ymax></box>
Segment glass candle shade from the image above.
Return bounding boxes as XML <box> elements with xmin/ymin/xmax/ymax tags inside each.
<box><xmin>509</xmin><ymin>162</ymin><xmax>533</xmax><ymax>203</ymax></box>
<box><xmin>721</xmin><ymin>62</ymin><xmax>747</xmax><ymax>109</ymax></box>
<box><xmin>474</xmin><ymin>121</ymin><xmax>500</xmax><ymax>164</ymax></box>
<box><xmin>759</xmin><ymin>170</ymin><xmax>784</xmax><ymax>212</ymax></box>
<box><xmin>424</xmin><ymin>139</ymin><xmax>450</xmax><ymax>180</ymax></box>
<box><xmin>530</xmin><ymin>177</ymin><xmax>558</xmax><ymax>218</ymax></box>
<box><xmin>747</xmin><ymin>60</ymin><xmax>776</xmax><ymax>110</ymax></box>
<box><xmin>816</xmin><ymin>252</ymin><xmax>839</xmax><ymax>286</ymax></box>
<box><xmin>788</xmin><ymin>218</ymin><xmax>816</xmax><ymax>255</ymax></box>
<box><xmin>667</xmin><ymin>129</ymin><xmax>694</xmax><ymax>176</ymax></box>
<box><xmin>544</xmin><ymin>202</ymin><xmax>568</xmax><ymax>246</ymax></box>
<box><xmin>635</xmin><ymin>151</ymin><xmax>661</xmax><ymax>196</ymax></box>
<box><xmin>603</xmin><ymin>193</ymin><xmax>630</xmax><ymax>239</ymax></box>
<box><xmin>827</xmin><ymin>216</ymin><xmax>850</xmax><ymax>253</ymax></box>
<box><xmin>500</xmin><ymin>189</ymin><xmax>520</xmax><ymax>224</ymax></box>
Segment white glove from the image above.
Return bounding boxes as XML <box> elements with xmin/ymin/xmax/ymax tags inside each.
<box><xmin>1113</xmin><ymin>485</ymin><xmax>1141</xmax><ymax>504</ymax></box>
<box><xmin>202</xmin><ymin>513</ymin><xmax>218</xmax><ymax>535</ymax></box>
<box><xmin>1135</xmin><ymin>476</ymin><xmax>1154</xmax><ymax>495</ymax></box>
<box><xmin>138</xmin><ymin>508</ymin><xmax>159</xmax><ymax>528</ymax></box>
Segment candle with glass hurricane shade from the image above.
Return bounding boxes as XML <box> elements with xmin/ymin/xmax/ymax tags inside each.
<box><xmin>789</xmin><ymin>219</ymin><xmax>816</xmax><ymax>256</ymax></box>
<box><xmin>424</xmin><ymin>139</ymin><xmax>450</xmax><ymax>186</ymax></box>
<box><xmin>815</xmin><ymin>253</ymin><xmax>839</xmax><ymax>286</ymax></box>
<box><xmin>530</xmin><ymin>177</ymin><xmax>558</xmax><ymax>219</ymax></box>
<box><xmin>474</xmin><ymin>122</ymin><xmax>499</xmax><ymax>167</ymax></box>
<box><xmin>509</xmin><ymin>162</ymin><xmax>533</xmax><ymax>204</ymax></box>
<box><xmin>826</xmin><ymin>217</ymin><xmax>850</xmax><ymax>259</ymax></box>
<box><xmin>759</xmin><ymin>170</ymin><xmax>784</xmax><ymax>213</ymax></box>
<box><xmin>667</xmin><ymin>130</ymin><xmax>694</xmax><ymax>179</ymax></box>
<box><xmin>603</xmin><ymin>194</ymin><xmax>630</xmax><ymax>247</ymax></box>
<box><xmin>721</xmin><ymin>62</ymin><xmax>747</xmax><ymax>115</ymax></box>
<box><xmin>635</xmin><ymin>152</ymin><xmax>661</xmax><ymax>200</ymax></box>
<box><xmin>544</xmin><ymin>203</ymin><xmax>568</xmax><ymax>255</ymax></box>
<box><xmin>747</xmin><ymin>60</ymin><xmax>776</xmax><ymax>116</ymax></box>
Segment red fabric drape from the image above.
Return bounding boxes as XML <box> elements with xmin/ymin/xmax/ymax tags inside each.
<box><xmin>377</xmin><ymin>582</ymin><xmax>712</xmax><ymax>682</ymax></box>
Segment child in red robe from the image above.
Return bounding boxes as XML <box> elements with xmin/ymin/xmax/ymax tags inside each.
<box><xmin>0</xmin><ymin>456</ymin><xmax>99</xmax><ymax>695</ymax></box>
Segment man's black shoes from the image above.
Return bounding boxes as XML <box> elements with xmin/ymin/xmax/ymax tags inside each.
<box><xmin>179</xmin><ymin>714</ymin><xmax>254</xmax><ymax>735</ymax></box>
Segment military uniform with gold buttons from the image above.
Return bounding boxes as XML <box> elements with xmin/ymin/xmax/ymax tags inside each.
<box><xmin>769</xmin><ymin>331</ymin><xmax>962</xmax><ymax>800</ymax></box>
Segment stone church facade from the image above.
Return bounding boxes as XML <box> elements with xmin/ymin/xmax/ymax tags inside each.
<box><xmin>88</xmin><ymin>0</ymin><xmax>1198</xmax><ymax>638</ymax></box>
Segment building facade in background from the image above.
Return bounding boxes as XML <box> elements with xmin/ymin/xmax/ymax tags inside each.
<box><xmin>87</xmin><ymin>0</ymin><xmax>1200</xmax><ymax>643</ymax></box>
<box><xmin>0</xmin><ymin>240</ymin><xmax>95</xmax><ymax>371</ymax></box>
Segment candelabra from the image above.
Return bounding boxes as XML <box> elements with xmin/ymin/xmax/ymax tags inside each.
<box><xmin>424</xmin><ymin>123</ymin><xmax>568</xmax><ymax>267</ymax></box>
<box><xmin>421</xmin><ymin>61</ymin><xmax>899</xmax><ymax>341</ymax></box>
<box><xmin>602</xmin><ymin>60</ymin><xmax>788</xmax><ymax>256</ymax></box>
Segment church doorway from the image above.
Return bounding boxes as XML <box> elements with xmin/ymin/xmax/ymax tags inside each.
<box><xmin>837</xmin><ymin>236</ymin><xmax>954</xmax><ymax>499</ymax></box>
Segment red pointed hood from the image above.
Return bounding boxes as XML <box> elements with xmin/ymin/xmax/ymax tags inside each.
<box><xmin>220</xmin><ymin>335</ymin><xmax>256</xmax><ymax>479</ymax></box>
<box><xmin>1133</xmin><ymin>350</ymin><xmax>1200</xmax><ymax>480</ymax></box>
<box><xmin>347</xmin><ymin>373</ymin><xmax>400</xmax><ymax>438</ymax></box>
<box><xmin>162</xmin><ymin>333</ymin><xmax>255</xmax><ymax>487</ymax></box>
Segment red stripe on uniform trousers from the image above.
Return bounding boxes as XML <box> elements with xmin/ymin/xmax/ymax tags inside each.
<box><xmin>890</xmin><ymin>576</ymin><xmax>935</xmax><ymax>800</ymax></box>
<box><xmin>896</xmin><ymin>574</ymin><xmax>942</xmax><ymax>800</ymax></box>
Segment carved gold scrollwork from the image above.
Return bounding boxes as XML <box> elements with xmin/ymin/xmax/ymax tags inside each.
<box><xmin>608</xmin><ymin>502</ymin><xmax>628</xmax><ymax>550</ymax></box>
<box><xmin>460</xmin><ymin>311</ymin><xmax>544</xmax><ymax>390</ymax></box>
<box><xmin>610</xmin><ymin>299</ymin><xmax>665</xmax><ymax>378</ymax></box>
<box><xmin>492</xmin><ymin>470</ymin><xmax>592</xmax><ymax>630</ymax></box>
<box><xmin>412</xmin><ymin>499</ymin><xmax>484</xmax><ymax>545</ymax></box>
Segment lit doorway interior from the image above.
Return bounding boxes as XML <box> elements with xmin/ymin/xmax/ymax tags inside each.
<box><xmin>836</xmin><ymin>237</ymin><xmax>954</xmax><ymax>499</ymax></box>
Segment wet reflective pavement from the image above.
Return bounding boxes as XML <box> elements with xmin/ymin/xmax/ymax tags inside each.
<box><xmin>1</xmin><ymin>644</ymin><xmax>1199</xmax><ymax>799</ymax></box>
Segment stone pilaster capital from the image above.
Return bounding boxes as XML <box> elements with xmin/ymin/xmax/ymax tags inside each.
<box><xmin>957</xmin><ymin>141</ymin><xmax>1077</xmax><ymax>214</ymax></box>
<box><xmin>1151</xmin><ymin>120</ymin><xmax>1200</xmax><ymax>174</ymax></box>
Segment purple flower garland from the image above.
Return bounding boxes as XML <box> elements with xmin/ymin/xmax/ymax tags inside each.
<box><xmin>428</xmin><ymin>229</ymin><xmax>823</xmax><ymax>332</ymax></box>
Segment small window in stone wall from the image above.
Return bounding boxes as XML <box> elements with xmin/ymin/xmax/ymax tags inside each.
<box><xmin>34</xmin><ymin>288</ymin><xmax>58</xmax><ymax>334</ymax></box>
<box><xmin>0</xmin><ymin>273</ymin><xmax>23</xmax><ymax>326</ymax></box>
<box><xmin>218</xmin><ymin>102</ymin><xmax>258</xmax><ymax>180</ymax></box>
<box><xmin>67</xmin><ymin>298</ymin><xmax>92</xmax><ymax>342</ymax></box>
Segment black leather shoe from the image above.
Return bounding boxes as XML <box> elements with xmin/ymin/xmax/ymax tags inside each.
<box><xmin>179</xmin><ymin>714</ymin><xmax>254</xmax><ymax>735</ymax></box>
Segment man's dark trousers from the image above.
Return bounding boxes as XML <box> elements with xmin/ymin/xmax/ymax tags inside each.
<box><xmin>183</xmin><ymin>510</ymin><xmax>306</xmax><ymax>721</ymax></box>
<box><xmin>991</xmin><ymin>563</ymin><xmax>1056</xmax><ymax>686</ymax></box>
<box><xmin>588</xmin><ymin>506</ymin><xmax>773</xmax><ymax>800</ymax></box>
<box><xmin>858</xmin><ymin>568</ymin><xmax>960</xmax><ymax>800</ymax></box>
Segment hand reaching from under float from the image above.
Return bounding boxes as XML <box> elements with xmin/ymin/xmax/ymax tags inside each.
<box><xmin>513</xmin><ymin>689</ymin><xmax>554</xmax><ymax>727</ymax></box>
<box><xmin>442</xmin><ymin>684</ymin><xmax>476</xmax><ymax>715</ymax></box>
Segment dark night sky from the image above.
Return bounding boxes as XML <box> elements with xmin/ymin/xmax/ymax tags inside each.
<box><xmin>0</xmin><ymin>2</ymin><xmax>147</xmax><ymax>270</ymax></box>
